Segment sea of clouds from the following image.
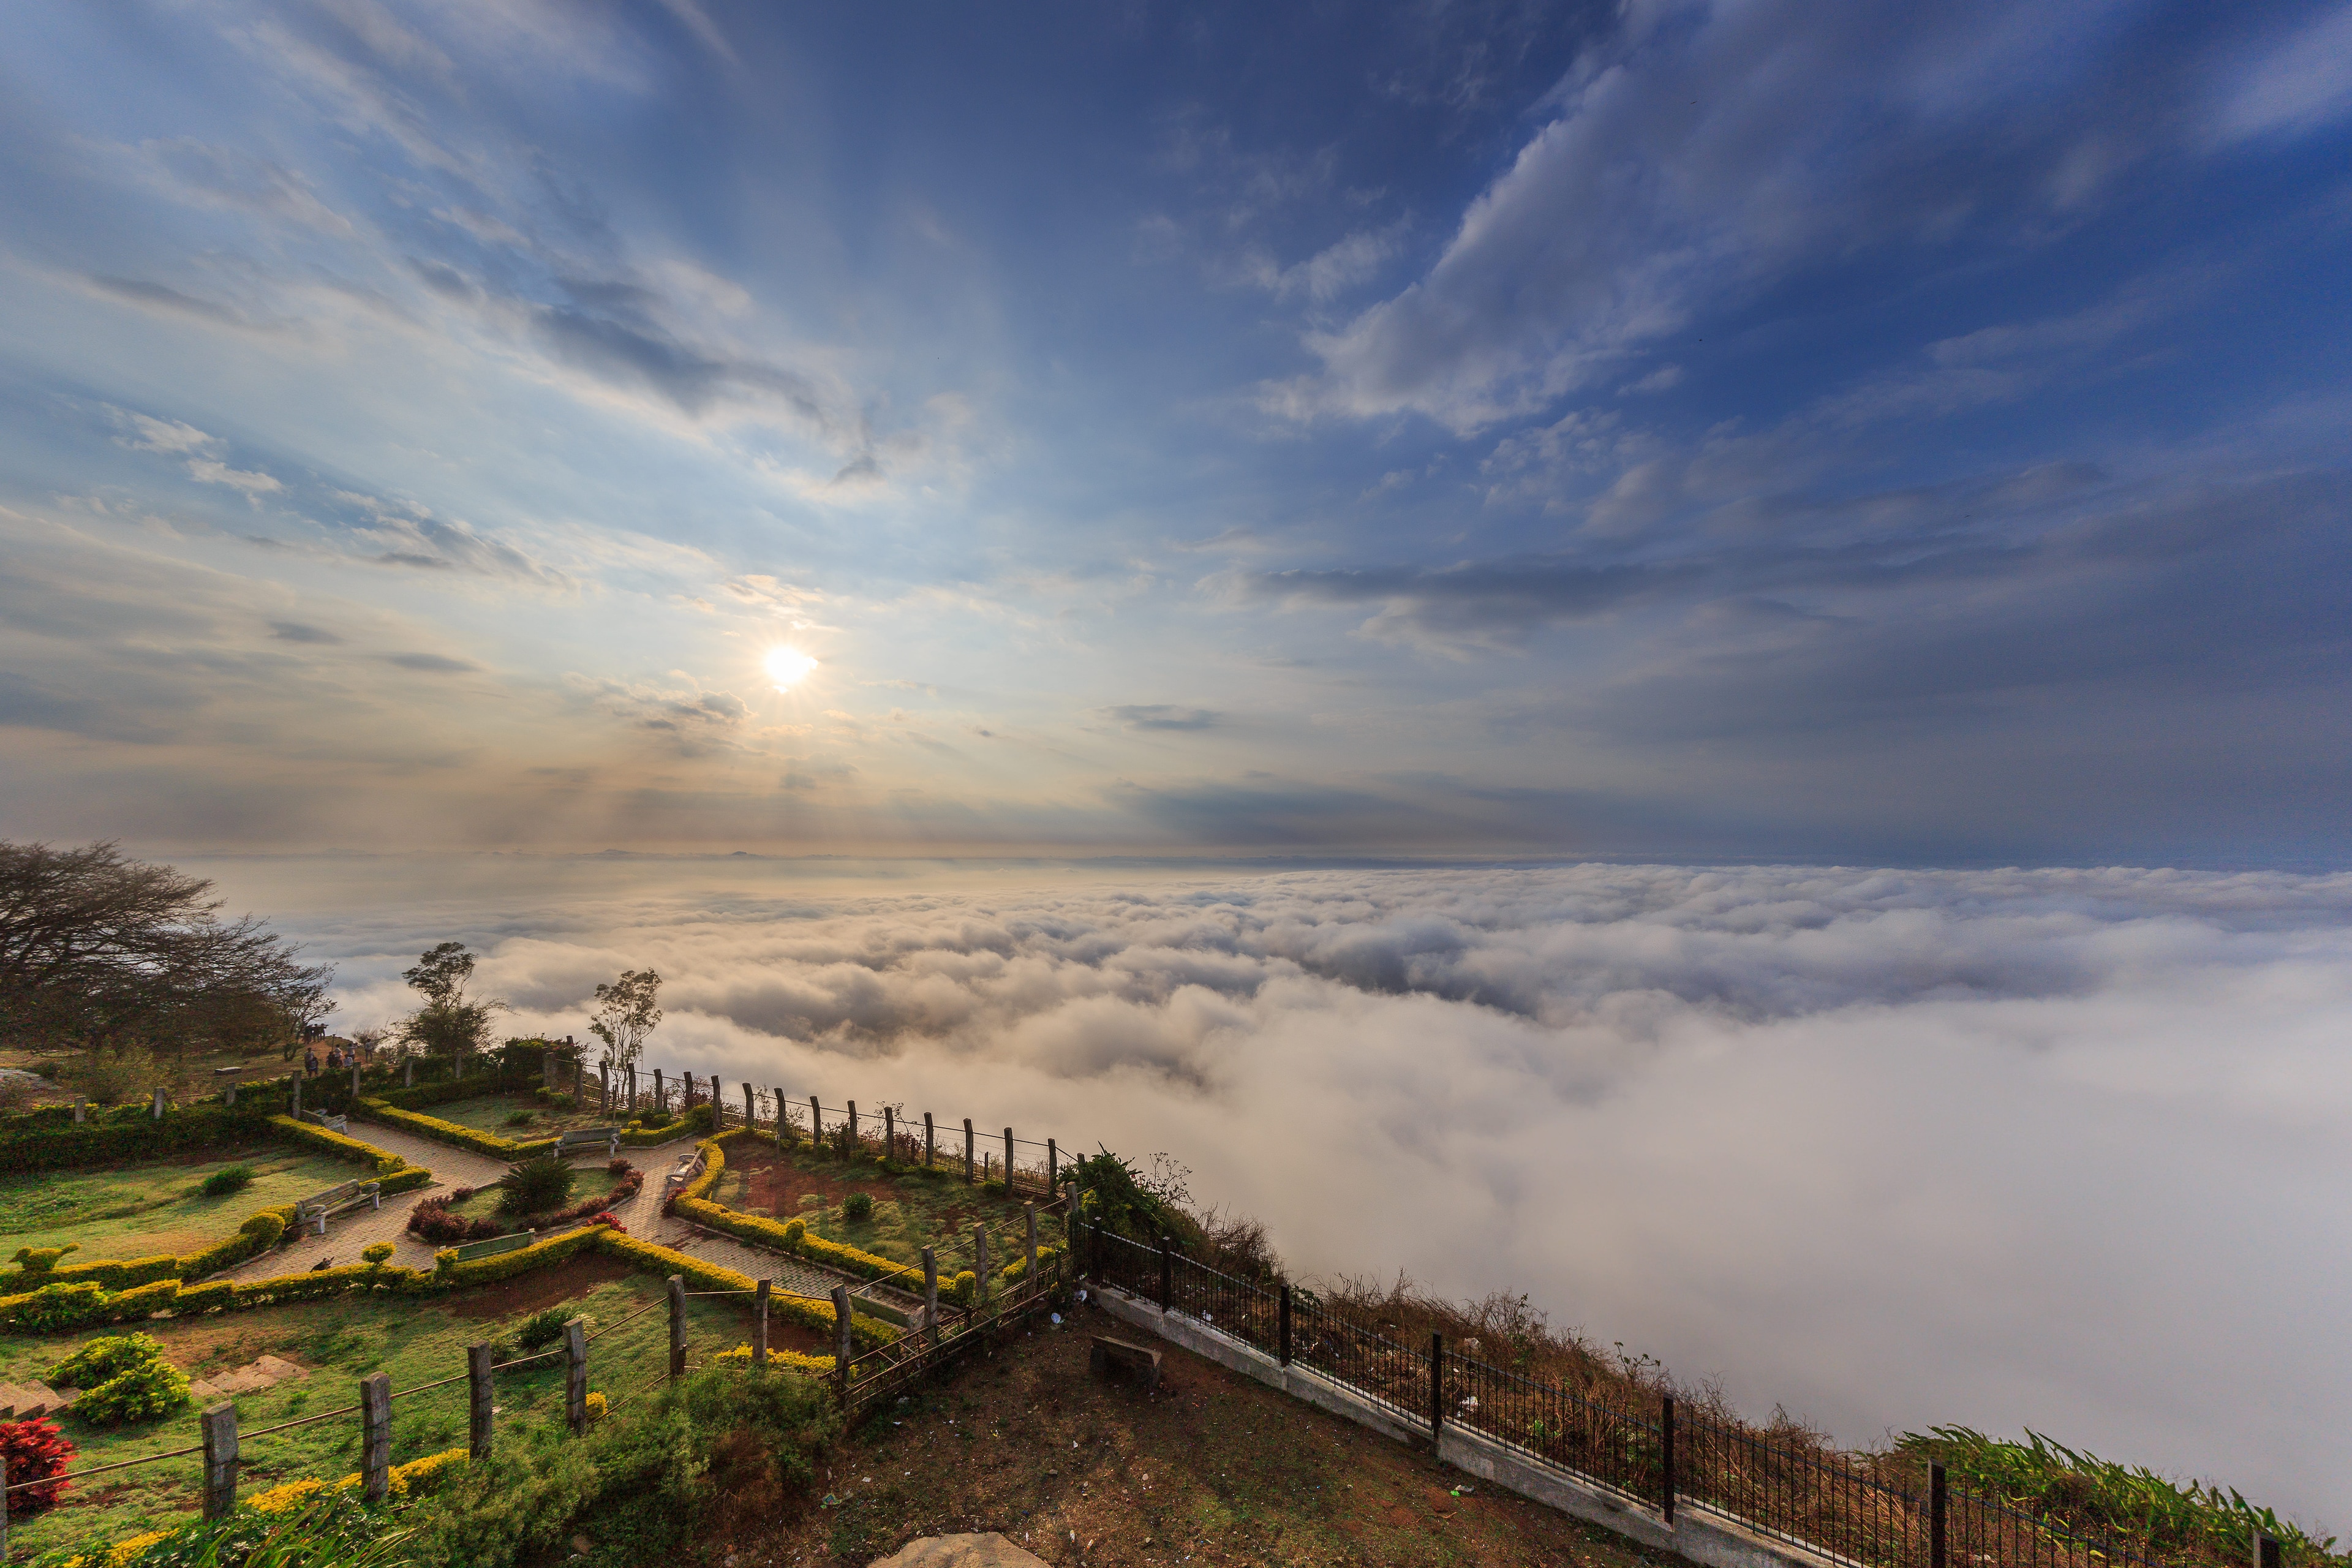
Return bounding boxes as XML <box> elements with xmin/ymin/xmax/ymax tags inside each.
<box><xmin>198</xmin><ymin>856</ymin><xmax>2352</xmax><ymax>1525</ymax></box>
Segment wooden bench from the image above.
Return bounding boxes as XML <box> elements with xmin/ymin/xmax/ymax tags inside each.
<box><xmin>556</xmin><ymin>1126</ymin><xmax>622</xmax><ymax>1159</ymax></box>
<box><xmin>660</xmin><ymin>1150</ymin><xmax>706</xmax><ymax>1200</ymax></box>
<box><xmin>450</xmin><ymin>1230</ymin><xmax>537</xmax><ymax>1262</ymax></box>
<box><xmin>1089</xmin><ymin>1334</ymin><xmax>1161</xmax><ymax>1389</ymax></box>
<box><xmin>300</xmin><ymin>1107</ymin><xmax>349</xmax><ymax>1134</ymax></box>
<box><xmin>294</xmin><ymin>1178</ymin><xmax>380</xmax><ymax>1235</ymax></box>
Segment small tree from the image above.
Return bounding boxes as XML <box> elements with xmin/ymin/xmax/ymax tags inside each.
<box><xmin>394</xmin><ymin>942</ymin><xmax>505</xmax><ymax>1064</ymax></box>
<box><xmin>587</xmin><ymin>968</ymin><xmax>661</xmax><ymax>1079</ymax></box>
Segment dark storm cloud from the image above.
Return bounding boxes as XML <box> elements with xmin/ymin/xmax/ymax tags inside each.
<box><xmin>268</xmin><ymin>620</ymin><xmax>344</xmax><ymax>644</ymax></box>
<box><xmin>381</xmin><ymin>652</ymin><xmax>480</xmax><ymax>673</ymax></box>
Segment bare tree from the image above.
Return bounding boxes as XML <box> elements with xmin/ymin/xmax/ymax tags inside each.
<box><xmin>0</xmin><ymin>840</ymin><xmax>333</xmax><ymax>1067</ymax></box>
<box><xmin>586</xmin><ymin>968</ymin><xmax>661</xmax><ymax>1078</ymax></box>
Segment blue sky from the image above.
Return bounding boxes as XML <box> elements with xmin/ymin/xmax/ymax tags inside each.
<box><xmin>2</xmin><ymin>0</ymin><xmax>2349</xmax><ymax>862</ymax></box>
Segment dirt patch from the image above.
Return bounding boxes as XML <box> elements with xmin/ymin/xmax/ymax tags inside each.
<box><xmin>726</xmin><ymin>1147</ymin><xmax>911</xmax><ymax>1216</ymax></box>
<box><xmin>724</xmin><ymin>1299</ymin><xmax>1682</xmax><ymax>1568</ymax></box>
<box><xmin>445</xmin><ymin>1256</ymin><xmax>638</xmax><ymax>1319</ymax></box>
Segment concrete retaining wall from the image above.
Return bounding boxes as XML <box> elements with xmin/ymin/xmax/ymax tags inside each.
<box><xmin>1088</xmin><ymin>1283</ymin><xmax>1844</xmax><ymax>1568</ymax></box>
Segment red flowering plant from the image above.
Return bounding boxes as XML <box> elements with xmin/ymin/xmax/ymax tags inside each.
<box><xmin>0</xmin><ymin>1417</ymin><xmax>75</xmax><ymax>1512</ymax></box>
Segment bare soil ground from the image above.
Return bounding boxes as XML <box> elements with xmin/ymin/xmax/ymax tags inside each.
<box><xmin>716</xmin><ymin>1295</ymin><xmax>1678</xmax><ymax>1568</ymax></box>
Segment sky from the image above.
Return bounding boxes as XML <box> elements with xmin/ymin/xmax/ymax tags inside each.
<box><xmin>1</xmin><ymin>1</ymin><xmax>2348</xmax><ymax>863</ymax></box>
<box><xmin>200</xmin><ymin>853</ymin><xmax>2352</xmax><ymax>1525</ymax></box>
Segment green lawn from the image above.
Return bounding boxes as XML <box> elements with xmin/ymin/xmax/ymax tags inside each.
<box><xmin>0</xmin><ymin>1262</ymin><xmax>791</xmax><ymax>1556</ymax></box>
<box><xmin>0</xmin><ymin>1148</ymin><xmax>360</xmax><ymax>1264</ymax></box>
<box><xmin>715</xmin><ymin>1144</ymin><xmax>1064</xmax><ymax>1277</ymax></box>
<box><xmin>407</xmin><ymin>1091</ymin><xmax>616</xmax><ymax>1138</ymax></box>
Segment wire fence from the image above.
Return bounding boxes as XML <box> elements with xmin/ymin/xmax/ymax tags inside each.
<box><xmin>1074</xmin><ymin>1217</ymin><xmax>2167</xmax><ymax>1568</ymax></box>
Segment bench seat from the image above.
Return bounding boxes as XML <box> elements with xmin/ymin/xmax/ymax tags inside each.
<box><xmin>294</xmin><ymin>1178</ymin><xmax>380</xmax><ymax>1235</ymax></box>
<box><xmin>556</xmin><ymin>1126</ymin><xmax>622</xmax><ymax>1158</ymax></box>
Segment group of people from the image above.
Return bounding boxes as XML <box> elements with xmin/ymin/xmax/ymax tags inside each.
<box><xmin>301</xmin><ymin>1040</ymin><xmax>369</xmax><ymax>1076</ymax></box>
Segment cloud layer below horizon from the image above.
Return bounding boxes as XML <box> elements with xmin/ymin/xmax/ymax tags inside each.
<box><xmin>211</xmin><ymin>854</ymin><xmax>2352</xmax><ymax>1528</ymax></box>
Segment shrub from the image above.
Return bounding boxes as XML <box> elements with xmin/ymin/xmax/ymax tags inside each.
<box><xmin>497</xmin><ymin>1154</ymin><xmax>575</xmax><ymax>1215</ymax></box>
<box><xmin>0</xmin><ymin>1417</ymin><xmax>75</xmax><ymax>1511</ymax></box>
<box><xmin>585</xmin><ymin>1390</ymin><xmax>608</xmax><ymax>1422</ymax></box>
<box><xmin>8</xmin><ymin>1280</ymin><xmax>107</xmax><ymax>1332</ymax></box>
<box><xmin>12</xmin><ymin>1242</ymin><xmax>79</xmax><ymax>1272</ymax></box>
<box><xmin>201</xmin><ymin>1164</ymin><xmax>255</xmax><ymax>1197</ymax></box>
<box><xmin>842</xmin><ymin>1191</ymin><xmax>874</xmax><ymax>1222</ymax></box>
<box><xmin>77</xmin><ymin>1354</ymin><xmax>192</xmax><ymax>1425</ymax></box>
<box><xmin>515</xmin><ymin>1306</ymin><xmax>579</xmax><ymax>1352</ymax></box>
<box><xmin>783</xmin><ymin>1218</ymin><xmax>805</xmax><ymax>1247</ymax></box>
<box><xmin>606</xmin><ymin>1156</ymin><xmax>633</xmax><ymax>1177</ymax></box>
<box><xmin>685</xmin><ymin>1102</ymin><xmax>715</xmax><ymax>1133</ymax></box>
<box><xmin>363</xmin><ymin>1242</ymin><xmax>394</xmax><ymax>1265</ymax></box>
<box><xmin>61</xmin><ymin>1044</ymin><xmax>167</xmax><ymax>1106</ymax></box>
<box><xmin>53</xmin><ymin>1331</ymin><xmax>167</xmax><ymax>1388</ymax></box>
<box><xmin>503</xmin><ymin>1110</ymin><xmax>535</xmax><ymax>1128</ymax></box>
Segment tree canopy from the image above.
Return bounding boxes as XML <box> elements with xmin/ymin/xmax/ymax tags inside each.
<box><xmin>586</xmin><ymin>968</ymin><xmax>660</xmax><ymax>1074</ymax></box>
<box><xmin>394</xmin><ymin>940</ymin><xmax>505</xmax><ymax>1060</ymax></box>
<box><xmin>0</xmin><ymin>840</ymin><xmax>332</xmax><ymax>1058</ymax></box>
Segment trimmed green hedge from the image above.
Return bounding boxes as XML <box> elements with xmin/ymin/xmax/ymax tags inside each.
<box><xmin>0</xmin><ymin>1223</ymin><xmax>900</xmax><ymax>1348</ymax></box>
<box><xmin>0</xmin><ymin>1104</ymin><xmax>282</xmax><ymax>1175</ymax></box>
<box><xmin>353</xmin><ymin>1097</ymin><xmax>559</xmax><ymax>1161</ymax></box>
<box><xmin>371</xmin><ymin>1069</ymin><xmax>540</xmax><ymax>1113</ymax></box>
<box><xmin>670</xmin><ymin>1131</ymin><xmax>916</xmax><ymax>1288</ymax></box>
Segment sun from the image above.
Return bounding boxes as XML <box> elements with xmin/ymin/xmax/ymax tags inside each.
<box><xmin>763</xmin><ymin>646</ymin><xmax>818</xmax><ymax>690</ymax></box>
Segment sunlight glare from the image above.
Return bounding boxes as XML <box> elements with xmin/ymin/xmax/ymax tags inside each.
<box><xmin>763</xmin><ymin>646</ymin><xmax>818</xmax><ymax>690</ymax></box>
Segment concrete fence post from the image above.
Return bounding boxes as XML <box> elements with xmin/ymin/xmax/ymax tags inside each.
<box><xmin>668</xmin><ymin>1274</ymin><xmax>687</xmax><ymax>1380</ymax></box>
<box><xmin>360</xmin><ymin>1371</ymin><xmax>391</xmax><ymax>1504</ymax></box>
<box><xmin>2258</xmin><ymin>1536</ymin><xmax>2283</xmax><ymax>1568</ymax></box>
<box><xmin>225</xmin><ymin>1080</ymin><xmax>237</xmax><ymax>1107</ymax></box>
<box><xmin>290</xmin><ymin>1074</ymin><xmax>301</xmax><ymax>1117</ymax></box>
<box><xmin>404</xmin><ymin>1057</ymin><xmax>413</xmax><ymax>1087</ymax></box>
<box><xmin>469</xmin><ymin>1342</ymin><xmax>494</xmax><ymax>1460</ymax></box>
<box><xmin>775</xmin><ymin>1087</ymin><xmax>789</xmax><ymax>1148</ymax></box>
<box><xmin>72</xmin><ymin>1098</ymin><xmax>85</xmax><ymax>1123</ymax></box>
<box><xmin>1047</xmin><ymin>1138</ymin><xmax>1057</xmax><ymax>1193</ymax></box>
<box><xmin>974</xmin><ymin>1224</ymin><xmax>990</xmax><ymax>1305</ymax></box>
<box><xmin>744</xmin><ymin>1082</ymin><xmax>755</xmax><ymax>1129</ymax></box>
<box><xmin>924</xmin><ymin>1111</ymin><xmax>935</xmax><ymax>1168</ymax></box>
<box><xmin>1003</xmin><ymin>1127</ymin><xmax>1015</xmax><ymax>1191</ymax></box>
<box><xmin>831</xmin><ymin>1284</ymin><xmax>853</xmax><ymax>1392</ymax></box>
<box><xmin>847</xmin><ymin>1099</ymin><xmax>859</xmax><ymax>1155</ymax></box>
<box><xmin>565</xmin><ymin>1319</ymin><xmax>588</xmax><ymax>1434</ymax></box>
<box><xmin>884</xmin><ymin>1106</ymin><xmax>895</xmax><ymax>1163</ymax></box>
<box><xmin>810</xmin><ymin>1095</ymin><xmax>822</xmax><ymax>1144</ymax></box>
<box><xmin>922</xmin><ymin>1246</ymin><xmax>940</xmax><ymax>1343</ymax></box>
<box><xmin>963</xmin><ymin>1118</ymin><xmax>975</xmax><ymax>1182</ymax></box>
<box><xmin>755</xmin><ymin>1278</ymin><xmax>771</xmax><ymax>1368</ymax></box>
<box><xmin>653</xmin><ymin>1068</ymin><xmax>665</xmax><ymax>1116</ymax></box>
<box><xmin>1025</xmin><ymin>1202</ymin><xmax>1038</xmax><ymax>1281</ymax></box>
<box><xmin>201</xmin><ymin>1401</ymin><xmax>239</xmax><ymax>1519</ymax></box>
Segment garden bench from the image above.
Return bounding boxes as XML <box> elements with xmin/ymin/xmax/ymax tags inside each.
<box><xmin>556</xmin><ymin>1126</ymin><xmax>622</xmax><ymax>1159</ymax></box>
<box><xmin>294</xmin><ymin>1178</ymin><xmax>380</xmax><ymax>1235</ymax></box>
<box><xmin>660</xmin><ymin>1149</ymin><xmax>706</xmax><ymax>1200</ymax></box>
<box><xmin>450</xmin><ymin>1230</ymin><xmax>537</xmax><ymax>1262</ymax></box>
<box><xmin>1088</xmin><ymin>1334</ymin><xmax>1161</xmax><ymax>1389</ymax></box>
<box><xmin>300</xmin><ymin>1106</ymin><xmax>349</xmax><ymax>1134</ymax></box>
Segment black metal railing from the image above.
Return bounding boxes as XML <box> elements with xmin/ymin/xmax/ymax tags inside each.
<box><xmin>1071</xmin><ymin>1216</ymin><xmax>2166</xmax><ymax>1568</ymax></box>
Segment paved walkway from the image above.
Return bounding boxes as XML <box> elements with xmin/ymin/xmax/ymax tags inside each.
<box><xmin>214</xmin><ymin>1119</ymin><xmax>910</xmax><ymax>1315</ymax></box>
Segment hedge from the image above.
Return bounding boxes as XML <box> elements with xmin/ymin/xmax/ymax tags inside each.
<box><xmin>0</xmin><ymin>1223</ymin><xmax>900</xmax><ymax>1348</ymax></box>
<box><xmin>3</xmin><ymin>1118</ymin><xmax>423</xmax><ymax>1297</ymax></box>
<box><xmin>0</xmin><ymin>1104</ymin><xmax>282</xmax><ymax>1175</ymax></box>
<box><xmin>266</xmin><ymin>1114</ymin><xmax>432</xmax><ymax>1180</ymax></box>
<box><xmin>353</xmin><ymin>1097</ymin><xmax>559</xmax><ymax>1161</ymax></box>
<box><xmin>671</xmin><ymin>1134</ymin><xmax>911</xmax><ymax>1287</ymax></box>
<box><xmin>369</xmin><ymin>1069</ymin><xmax>540</xmax><ymax>1113</ymax></box>
<box><xmin>716</xmin><ymin>1343</ymin><xmax>845</xmax><ymax>1378</ymax></box>
<box><xmin>671</xmin><ymin>1130</ymin><xmax>1053</xmax><ymax>1299</ymax></box>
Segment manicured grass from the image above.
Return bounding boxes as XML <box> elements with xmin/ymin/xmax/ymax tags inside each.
<box><xmin>715</xmin><ymin>1144</ymin><xmax>1063</xmax><ymax>1275</ymax></box>
<box><xmin>0</xmin><ymin>1261</ymin><xmax>790</xmax><ymax>1556</ymax></box>
<box><xmin>0</xmin><ymin>1147</ymin><xmax>359</xmax><ymax>1262</ymax></box>
<box><xmin>410</xmin><ymin>1092</ymin><xmax>615</xmax><ymax>1137</ymax></box>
